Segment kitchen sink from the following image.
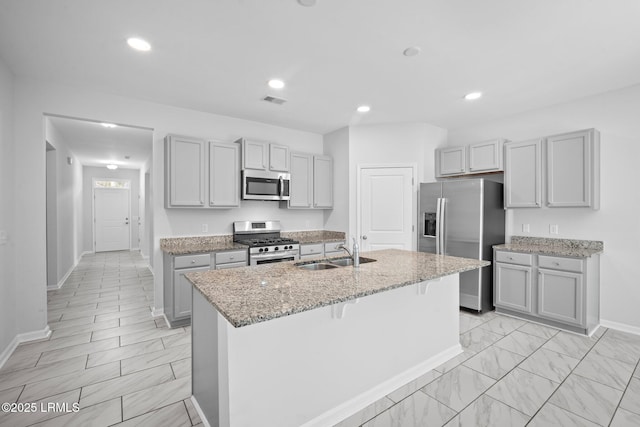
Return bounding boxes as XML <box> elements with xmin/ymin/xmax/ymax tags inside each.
<box><xmin>297</xmin><ymin>263</ymin><xmax>339</xmax><ymax>271</ymax></box>
<box><xmin>295</xmin><ymin>256</ymin><xmax>376</xmax><ymax>270</ymax></box>
<box><xmin>328</xmin><ymin>256</ymin><xmax>377</xmax><ymax>267</ymax></box>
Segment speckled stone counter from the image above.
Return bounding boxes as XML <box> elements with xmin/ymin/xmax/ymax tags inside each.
<box><xmin>494</xmin><ymin>236</ymin><xmax>603</xmax><ymax>258</ymax></box>
<box><xmin>281</xmin><ymin>230</ymin><xmax>345</xmax><ymax>244</ymax></box>
<box><xmin>186</xmin><ymin>248</ymin><xmax>489</xmax><ymax>328</ymax></box>
<box><xmin>160</xmin><ymin>235</ymin><xmax>246</xmax><ymax>255</ymax></box>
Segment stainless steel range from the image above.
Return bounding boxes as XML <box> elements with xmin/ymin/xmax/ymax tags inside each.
<box><xmin>233</xmin><ymin>220</ymin><xmax>300</xmax><ymax>266</ymax></box>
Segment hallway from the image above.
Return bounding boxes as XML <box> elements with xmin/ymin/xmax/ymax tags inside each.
<box><xmin>0</xmin><ymin>251</ymin><xmax>198</xmax><ymax>426</ymax></box>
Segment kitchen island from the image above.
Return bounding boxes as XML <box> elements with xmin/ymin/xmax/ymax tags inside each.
<box><xmin>187</xmin><ymin>249</ymin><xmax>489</xmax><ymax>427</ymax></box>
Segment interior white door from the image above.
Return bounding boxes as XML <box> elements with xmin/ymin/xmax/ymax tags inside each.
<box><xmin>95</xmin><ymin>188</ymin><xmax>130</xmax><ymax>252</ymax></box>
<box><xmin>360</xmin><ymin>167</ymin><xmax>414</xmax><ymax>251</ymax></box>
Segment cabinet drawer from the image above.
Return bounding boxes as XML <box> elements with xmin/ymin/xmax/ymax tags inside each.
<box><xmin>538</xmin><ymin>255</ymin><xmax>584</xmax><ymax>273</ymax></box>
<box><xmin>495</xmin><ymin>251</ymin><xmax>533</xmax><ymax>266</ymax></box>
<box><xmin>300</xmin><ymin>243</ymin><xmax>323</xmax><ymax>256</ymax></box>
<box><xmin>324</xmin><ymin>241</ymin><xmax>345</xmax><ymax>254</ymax></box>
<box><xmin>216</xmin><ymin>261</ymin><xmax>247</xmax><ymax>270</ymax></box>
<box><xmin>174</xmin><ymin>254</ymin><xmax>211</xmax><ymax>269</ymax></box>
<box><xmin>215</xmin><ymin>250</ymin><xmax>247</xmax><ymax>265</ymax></box>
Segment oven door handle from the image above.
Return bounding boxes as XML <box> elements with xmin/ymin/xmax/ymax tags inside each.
<box><xmin>251</xmin><ymin>250</ymin><xmax>299</xmax><ymax>261</ymax></box>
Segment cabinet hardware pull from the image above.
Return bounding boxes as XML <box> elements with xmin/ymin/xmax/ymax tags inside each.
<box><xmin>191</xmin><ymin>260</ymin><xmax>196</xmax><ymax>263</ymax></box>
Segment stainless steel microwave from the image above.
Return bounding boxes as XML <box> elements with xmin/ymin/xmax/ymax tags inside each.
<box><xmin>242</xmin><ymin>170</ymin><xmax>291</xmax><ymax>201</ymax></box>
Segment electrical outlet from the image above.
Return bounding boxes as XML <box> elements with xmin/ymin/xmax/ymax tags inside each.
<box><xmin>549</xmin><ymin>224</ymin><xmax>559</xmax><ymax>235</ymax></box>
<box><xmin>202</xmin><ymin>224</ymin><xmax>208</xmax><ymax>233</ymax></box>
<box><xmin>522</xmin><ymin>224</ymin><xmax>530</xmax><ymax>233</ymax></box>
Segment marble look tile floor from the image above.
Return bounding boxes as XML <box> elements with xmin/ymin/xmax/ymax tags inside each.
<box><xmin>0</xmin><ymin>251</ymin><xmax>198</xmax><ymax>427</ymax></box>
<box><xmin>1</xmin><ymin>251</ymin><xmax>639</xmax><ymax>426</ymax></box>
<box><xmin>338</xmin><ymin>314</ymin><xmax>640</xmax><ymax>427</ymax></box>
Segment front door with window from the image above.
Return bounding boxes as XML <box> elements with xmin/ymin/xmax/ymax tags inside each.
<box><xmin>95</xmin><ymin>188</ymin><xmax>130</xmax><ymax>252</ymax></box>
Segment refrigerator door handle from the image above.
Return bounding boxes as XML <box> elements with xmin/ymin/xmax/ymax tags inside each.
<box><xmin>435</xmin><ymin>198</ymin><xmax>442</xmax><ymax>254</ymax></box>
<box><xmin>439</xmin><ymin>198</ymin><xmax>446</xmax><ymax>255</ymax></box>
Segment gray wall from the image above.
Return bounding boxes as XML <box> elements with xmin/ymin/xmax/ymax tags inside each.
<box><xmin>0</xmin><ymin>55</ymin><xmax>16</xmax><ymax>358</ymax></box>
<box><xmin>45</xmin><ymin>119</ymin><xmax>84</xmax><ymax>286</ymax></box>
<box><xmin>83</xmin><ymin>166</ymin><xmax>141</xmax><ymax>253</ymax></box>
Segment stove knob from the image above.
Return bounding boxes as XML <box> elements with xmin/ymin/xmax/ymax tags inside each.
<box><xmin>286</xmin><ymin>245</ymin><xmax>291</xmax><ymax>250</ymax></box>
<box><xmin>259</xmin><ymin>248</ymin><xmax>264</xmax><ymax>253</ymax></box>
<box><xmin>275</xmin><ymin>246</ymin><xmax>279</xmax><ymax>251</ymax></box>
<box><xmin>264</xmin><ymin>248</ymin><xmax>269</xmax><ymax>252</ymax></box>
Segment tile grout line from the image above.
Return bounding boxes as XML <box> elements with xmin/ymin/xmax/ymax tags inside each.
<box><xmin>523</xmin><ymin>327</ymin><xmax>611</xmax><ymax>426</ymax></box>
<box><xmin>606</xmin><ymin>357</ymin><xmax>640</xmax><ymax>426</ymax></box>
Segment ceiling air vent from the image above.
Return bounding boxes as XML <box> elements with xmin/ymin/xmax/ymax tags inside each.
<box><xmin>262</xmin><ymin>95</ymin><xmax>287</xmax><ymax>105</ymax></box>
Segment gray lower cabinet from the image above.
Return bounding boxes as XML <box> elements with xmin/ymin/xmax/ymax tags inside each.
<box><xmin>164</xmin><ymin>249</ymin><xmax>247</xmax><ymax>327</ymax></box>
<box><xmin>164</xmin><ymin>253</ymin><xmax>211</xmax><ymax>327</ymax></box>
<box><xmin>299</xmin><ymin>241</ymin><xmax>345</xmax><ymax>260</ymax></box>
<box><xmin>494</xmin><ymin>249</ymin><xmax>599</xmax><ymax>335</ymax></box>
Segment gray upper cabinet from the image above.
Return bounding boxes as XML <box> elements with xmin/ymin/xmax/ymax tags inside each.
<box><xmin>240</xmin><ymin>138</ymin><xmax>290</xmax><ymax>172</ymax></box>
<box><xmin>242</xmin><ymin>139</ymin><xmax>268</xmax><ymax>170</ymax></box>
<box><xmin>436</xmin><ymin>139</ymin><xmax>505</xmax><ymax>178</ymax></box>
<box><xmin>209</xmin><ymin>141</ymin><xmax>240</xmax><ymax>208</ymax></box>
<box><xmin>468</xmin><ymin>139</ymin><xmax>504</xmax><ymax>173</ymax></box>
<box><xmin>504</xmin><ymin>139</ymin><xmax>542</xmax><ymax>208</ymax></box>
<box><xmin>313</xmin><ymin>155</ymin><xmax>333</xmax><ymax>209</ymax></box>
<box><xmin>289</xmin><ymin>152</ymin><xmax>313</xmax><ymax>208</ymax></box>
<box><xmin>546</xmin><ymin>129</ymin><xmax>600</xmax><ymax>209</ymax></box>
<box><xmin>165</xmin><ymin>135</ymin><xmax>206</xmax><ymax>208</ymax></box>
<box><xmin>288</xmin><ymin>152</ymin><xmax>333</xmax><ymax>209</ymax></box>
<box><xmin>269</xmin><ymin>144</ymin><xmax>290</xmax><ymax>172</ymax></box>
<box><xmin>436</xmin><ymin>146</ymin><xmax>466</xmax><ymax>176</ymax></box>
<box><xmin>165</xmin><ymin>134</ymin><xmax>240</xmax><ymax>209</ymax></box>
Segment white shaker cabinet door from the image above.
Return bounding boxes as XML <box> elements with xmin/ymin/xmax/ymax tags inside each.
<box><xmin>504</xmin><ymin>139</ymin><xmax>542</xmax><ymax>208</ymax></box>
<box><xmin>468</xmin><ymin>139</ymin><xmax>504</xmax><ymax>172</ymax></box>
<box><xmin>494</xmin><ymin>262</ymin><xmax>533</xmax><ymax>313</ymax></box>
<box><xmin>173</xmin><ymin>266</ymin><xmax>209</xmax><ymax>319</ymax></box>
<box><xmin>166</xmin><ymin>135</ymin><xmax>206</xmax><ymax>207</ymax></box>
<box><xmin>436</xmin><ymin>146</ymin><xmax>466</xmax><ymax>176</ymax></box>
<box><xmin>242</xmin><ymin>139</ymin><xmax>268</xmax><ymax>170</ymax></box>
<box><xmin>289</xmin><ymin>152</ymin><xmax>313</xmax><ymax>208</ymax></box>
<box><xmin>313</xmin><ymin>155</ymin><xmax>333</xmax><ymax>209</ymax></box>
<box><xmin>209</xmin><ymin>141</ymin><xmax>240</xmax><ymax>207</ymax></box>
<box><xmin>546</xmin><ymin>129</ymin><xmax>600</xmax><ymax>209</ymax></box>
<box><xmin>269</xmin><ymin>143</ymin><xmax>290</xmax><ymax>172</ymax></box>
<box><xmin>537</xmin><ymin>268</ymin><xmax>585</xmax><ymax>326</ymax></box>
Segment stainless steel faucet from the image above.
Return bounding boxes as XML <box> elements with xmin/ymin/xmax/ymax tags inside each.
<box><xmin>338</xmin><ymin>238</ymin><xmax>360</xmax><ymax>267</ymax></box>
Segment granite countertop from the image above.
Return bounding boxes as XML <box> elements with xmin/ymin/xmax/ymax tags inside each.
<box><xmin>186</xmin><ymin>249</ymin><xmax>489</xmax><ymax>328</ymax></box>
<box><xmin>281</xmin><ymin>230</ymin><xmax>346</xmax><ymax>244</ymax></box>
<box><xmin>494</xmin><ymin>236</ymin><xmax>604</xmax><ymax>258</ymax></box>
<box><xmin>160</xmin><ymin>235</ymin><xmax>246</xmax><ymax>255</ymax></box>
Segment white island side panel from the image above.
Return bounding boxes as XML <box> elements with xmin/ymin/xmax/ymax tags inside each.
<box><xmin>193</xmin><ymin>273</ymin><xmax>460</xmax><ymax>427</ymax></box>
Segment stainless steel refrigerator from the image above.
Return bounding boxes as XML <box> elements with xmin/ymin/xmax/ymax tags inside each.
<box><xmin>418</xmin><ymin>179</ymin><xmax>505</xmax><ymax>312</ymax></box>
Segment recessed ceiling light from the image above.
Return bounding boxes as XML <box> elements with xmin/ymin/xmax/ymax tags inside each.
<box><xmin>403</xmin><ymin>46</ymin><xmax>421</xmax><ymax>57</ymax></box>
<box><xmin>106</xmin><ymin>164</ymin><xmax>118</xmax><ymax>170</ymax></box>
<box><xmin>297</xmin><ymin>0</ymin><xmax>317</xmax><ymax>6</ymax></box>
<box><xmin>101</xmin><ymin>123</ymin><xmax>117</xmax><ymax>128</ymax></box>
<box><xmin>464</xmin><ymin>92</ymin><xmax>483</xmax><ymax>100</ymax></box>
<box><xmin>127</xmin><ymin>37</ymin><xmax>151</xmax><ymax>52</ymax></box>
<box><xmin>357</xmin><ymin>105</ymin><xmax>371</xmax><ymax>113</ymax></box>
<box><xmin>268</xmin><ymin>79</ymin><xmax>285</xmax><ymax>89</ymax></box>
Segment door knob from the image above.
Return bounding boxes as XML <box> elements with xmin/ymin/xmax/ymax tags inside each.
<box><xmin>362</xmin><ymin>235</ymin><xmax>368</xmax><ymax>240</ymax></box>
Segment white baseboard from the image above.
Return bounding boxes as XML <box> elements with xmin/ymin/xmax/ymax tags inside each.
<box><xmin>0</xmin><ymin>325</ymin><xmax>52</xmax><ymax>371</ymax></box>
<box><xmin>82</xmin><ymin>251</ymin><xmax>93</xmax><ymax>256</ymax></box>
<box><xmin>151</xmin><ymin>307</ymin><xmax>164</xmax><ymax>317</ymax></box>
<box><xmin>191</xmin><ymin>396</ymin><xmax>212</xmax><ymax>427</ymax></box>
<box><xmin>303</xmin><ymin>344</ymin><xmax>462</xmax><ymax>427</ymax></box>
<box><xmin>0</xmin><ymin>336</ymin><xmax>19</xmax><ymax>370</ymax></box>
<box><xmin>48</xmin><ymin>260</ymin><xmax>78</xmax><ymax>291</ymax></box>
<box><xmin>601</xmin><ymin>319</ymin><xmax>640</xmax><ymax>336</ymax></box>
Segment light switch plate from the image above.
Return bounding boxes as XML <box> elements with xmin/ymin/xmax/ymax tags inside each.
<box><xmin>549</xmin><ymin>224</ymin><xmax>559</xmax><ymax>234</ymax></box>
<box><xmin>202</xmin><ymin>224</ymin><xmax>208</xmax><ymax>233</ymax></box>
<box><xmin>522</xmin><ymin>224</ymin><xmax>530</xmax><ymax>233</ymax></box>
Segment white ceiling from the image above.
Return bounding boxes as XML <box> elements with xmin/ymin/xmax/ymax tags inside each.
<box><xmin>1</xmin><ymin>0</ymin><xmax>640</xmax><ymax>135</ymax></box>
<box><xmin>47</xmin><ymin>116</ymin><xmax>152</xmax><ymax>169</ymax></box>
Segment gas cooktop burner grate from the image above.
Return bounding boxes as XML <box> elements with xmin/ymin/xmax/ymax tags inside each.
<box><xmin>236</xmin><ymin>237</ymin><xmax>299</xmax><ymax>247</ymax></box>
